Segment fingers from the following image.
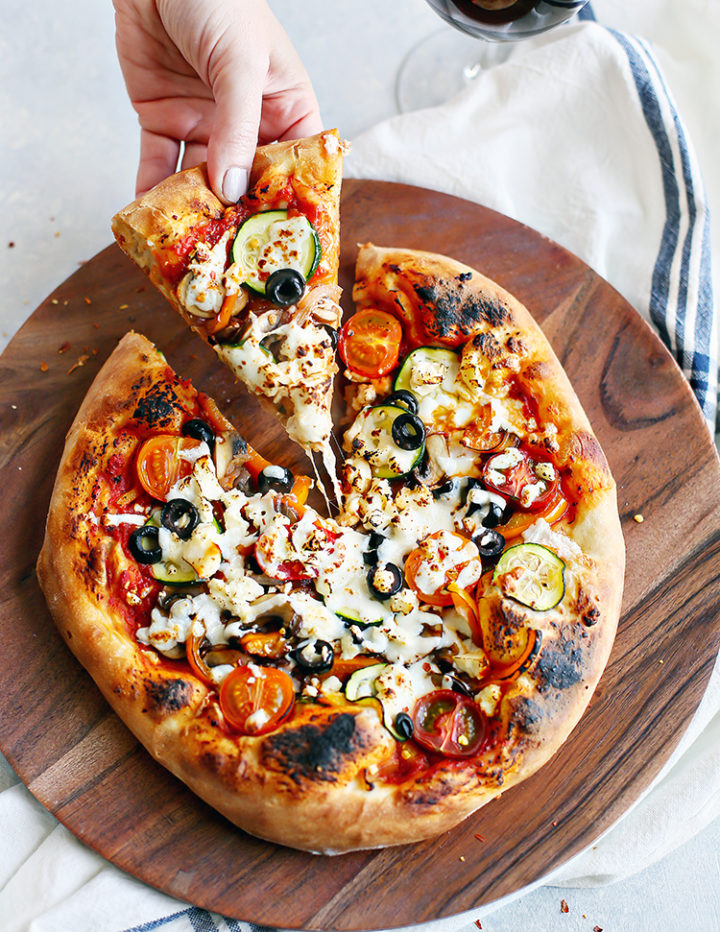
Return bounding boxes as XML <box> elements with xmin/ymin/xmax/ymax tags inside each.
<box><xmin>137</xmin><ymin>130</ymin><xmax>181</xmax><ymax>196</ymax></box>
<box><xmin>204</xmin><ymin>39</ymin><xmax>267</xmax><ymax>204</ymax></box>
<box><xmin>136</xmin><ymin>0</ymin><xmax>324</xmax><ymax>204</ymax></box>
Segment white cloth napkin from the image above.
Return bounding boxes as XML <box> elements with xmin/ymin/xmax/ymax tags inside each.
<box><xmin>345</xmin><ymin>9</ymin><xmax>720</xmax><ymax>894</ymax></box>
<box><xmin>2</xmin><ymin>9</ymin><xmax>718</xmax><ymax>932</ymax></box>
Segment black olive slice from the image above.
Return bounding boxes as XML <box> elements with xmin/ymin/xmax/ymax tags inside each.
<box><xmin>433</xmin><ymin>477</ymin><xmax>461</xmax><ymax>500</ymax></box>
<box><xmin>363</xmin><ymin>548</ymin><xmax>379</xmax><ymax>567</ymax></box>
<box><xmin>384</xmin><ymin>390</ymin><xmax>419</xmax><ymax>414</ymax></box>
<box><xmin>161</xmin><ymin>499</ymin><xmax>200</xmax><ymax>540</ymax></box>
<box><xmin>291</xmin><ymin>639</ymin><xmax>335</xmax><ymax>674</ymax></box>
<box><xmin>444</xmin><ymin>675</ymin><xmax>474</xmax><ymax>697</ymax></box>
<box><xmin>394</xmin><ymin>712</ymin><xmax>414</xmax><ymax>740</ymax></box>
<box><xmin>391</xmin><ymin>411</ymin><xmax>426</xmax><ymax>451</ymax></box>
<box><xmin>182</xmin><ymin>418</ymin><xmax>215</xmax><ymax>450</ymax></box>
<box><xmin>257</xmin><ymin>465</ymin><xmax>294</xmax><ymax>494</ymax></box>
<box><xmin>323</xmin><ymin>325</ymin><xmax>339</xmax><ymax>348</ymax></box>
<box><xmin>368</xmin><ymin>531</ymin><xmax>385</xmax><ymax>550</ymax></box>
<box><xmin>129</xmin><ymin>525</ymin><xmax>162</xmax><ymax>564</ymax></box>
<box><xmin>265</xmin><ymin>268</ymin><xmax>305</xmax><ymax>307</ymax></box>
<box><xmin>367</xmin><ymin>563</ymin><xmax>403</xmax><ymax>601</ymax></box>
<box><xmin>473</xmin><ymin>528</ymin><xmax>506</xmax><ymax>560</ymax></box>
<box><xmin>481</xmin><ymin>501</ymin><xmax>507</xmax><ymax>528</ymax></box>
<box><xmin>363</xmin><ymin>530</ymin><xmax>385</xmax><ymax>566</ymax></box>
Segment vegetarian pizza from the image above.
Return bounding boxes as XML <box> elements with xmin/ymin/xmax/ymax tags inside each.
<box><xmin>38</xmin><ymin>146</ymin><xmax>624</xmax><ymax>855</ymax></box>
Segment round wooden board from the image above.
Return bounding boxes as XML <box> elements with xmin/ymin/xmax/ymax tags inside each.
<box><xmin>1</xmin><ymin>180</ymin><xmax>719</xmax><ymax>929</ymax></box>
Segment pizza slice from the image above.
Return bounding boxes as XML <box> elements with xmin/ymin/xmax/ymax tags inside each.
<box><xmin>111</xmin><ymin>130</ymin><xmax>347</xmax><ymax>486</ymax></box>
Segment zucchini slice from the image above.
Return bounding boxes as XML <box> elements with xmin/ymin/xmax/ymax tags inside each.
<box><xmin>335</xmin><ymin>606</ymin><xmax>383</xmax><ymax>628</ymax></box>
<box><xmin>230</xmin><ymin>209</ymin><xmax>320</xmax><ymax>295</ymax></box>
<box><xmin>351</xmin><ymin>403</ymin><xmax>425</xmax><ymax>479</ymax></box>
<box><xmin>394</xmin><ymin>347</ymin><xmax>459</xmax><ymax>395</ymax></box>
<box><xmin>344</xmin><ymin>662</ymin><xmax>408</xmax><ymax>740</ymax></box>
<box><xmin>345</xmin><ymin>662</ymin><xmax>388</xmax><ymax>701</ymax></box>
<box><xmin>492</xmin><ymin>542</ymin><xmax>565</xmax><ymax>611</ymax></box>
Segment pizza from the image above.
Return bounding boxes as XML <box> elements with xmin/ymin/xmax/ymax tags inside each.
<box><xmin>38</xmin><ymin>154</ymin><xmax>624</xmax><ymax>854</ymax></box>
<box><xmin>111</xmin><ymin>130</ymin><xmax>346</xmax><ymax>490</ymax></box>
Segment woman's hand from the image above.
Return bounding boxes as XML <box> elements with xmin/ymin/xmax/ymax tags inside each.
<box><xmin>113</xmin><ymin>0</ymin><xmax>323</xmax><ymax>202</ymax></box>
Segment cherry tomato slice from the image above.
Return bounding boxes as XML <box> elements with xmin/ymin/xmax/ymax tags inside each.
<box><xmin>403</xmin><ymin>530</ymin><xmax>482</xmax><ymax>606</ymax></box>
<box><xmin>483</xmin><ymin>448</ymin><xmax>559</xmax><ymax>512</ymax></box>
<box><xmin>135</xmin><ymin>435</ymin><xmax>204</xmax><ymax>500</ymax></box>
<box><xmin>219</xmin><ymin>665</ymin><xmax>295</xmax><ymax>735</ymax></box>
<box><xmin>412</xmin><ymin>690</ymin><xmax>487</xmax><ymax>758</ymax></box>
<box><xmin>338</xmin><ymin>308</ymin><xmax>403</xmax><ymax>379</ymax></box>
<box><xmin>499</xmin><ymin>491</ymin><xmax>568</xmax><ymax>540</ymax></box>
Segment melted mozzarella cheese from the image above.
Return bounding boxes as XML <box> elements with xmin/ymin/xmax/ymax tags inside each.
<box><xmin>522</xmin><ymin>518</ymin><xmax>582</xmax><ymax>562</ymax></box>
<box><xmin>180</xmin><ymin>232</ymin><xmax>232</xmax><ymax>315</ymax></box>
<box><xmin>245</xmin><ymin>216</ymin><xmax>312</xmax><ymax>279</ymax></box>
<box><xmin>374</xmin><ymin>661</ymin><xmax>436</xmax><ymax>721</ymax></box>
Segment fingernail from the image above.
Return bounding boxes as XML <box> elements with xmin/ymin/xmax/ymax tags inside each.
<box><xmin>222</xmin><ymin>166</ymin><xmax>248</xmax><ymax>203</ymax></box>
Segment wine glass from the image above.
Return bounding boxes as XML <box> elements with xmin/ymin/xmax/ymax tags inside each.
<box><xmin>396</xmin><ymin>0</ymin><xmax>591</xmax><ymax>111</ymax></box>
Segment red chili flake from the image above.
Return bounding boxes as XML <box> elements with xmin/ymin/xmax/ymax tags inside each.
<box><xmin>474</xmin><ymin>833</ymin><xmax>485</xmax><ymax>842</ymax></box>
<box><xmin>84</xmin><ymin>296</ymin><xmax>92</xmax><ymax>305</ymax></box>
<box><xmin>93</xmin><ymin>322</ymin><xmax>100</xmax><ymax>329</ymax></box>
<box><xmin>593</xmin><ymin>927</ymin><xmax>603</xmax><ymax>932</ymax></box>
<box><xmin>57</xmin><ymin>341</ymin><xmax>70</xmax><ymax>354</ymax></box>
<box><xmin>8</xmin><ymin>241</ymin><xmax>14</xmax><ymax>248</ymax></box>
<box><xmin>552</xmin><ymin>820</ymin><xmax>558</xmax><ymax>827</ymax></box>
<box><xmin>474</xmin><ymin>922</ymin><xmax>482</xmax><ymax>930</ymax></box>
<box><xmin>67</xmin><ymin>354</ymin><xmax>90</xmax><ymax>375</ymax></box>
<box><xmin>560</xmin><ymin>900</ymin><xmax>569</xmax><ymax>914</ymax></box>
<box><xmin>40</xmin><ymin>361</ymin><xmax>49</xmax><ymax>372</ymax></box>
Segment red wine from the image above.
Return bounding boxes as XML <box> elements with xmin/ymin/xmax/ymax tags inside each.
<box><xmin>425</xmin><ymin>0</ymin><xmax>588</xmax><ymax>40</ymax></box>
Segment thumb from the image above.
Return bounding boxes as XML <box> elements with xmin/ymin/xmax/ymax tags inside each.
<box><xmin>206</xmin><ymin>60</ymin><xmax>265</xmax><ymax>204</ymax></box>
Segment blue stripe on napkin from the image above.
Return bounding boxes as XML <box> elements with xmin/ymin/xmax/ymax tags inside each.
<box><xmin>125</xmin><ymin>907</ymin><xmax>252</xmax><ymax>931</ymax></box>
<box><xmin>610</xmin><ymin>30</ymin><xmax>718</xmax><ymax>431</ymax></box>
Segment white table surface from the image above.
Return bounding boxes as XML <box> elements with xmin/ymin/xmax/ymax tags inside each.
<box><xmin>2</xmin><ymin>1</ymin><xmax>720</xmax><ymax>930</ymax></box>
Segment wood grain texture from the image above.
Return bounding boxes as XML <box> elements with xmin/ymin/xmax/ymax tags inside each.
<box><xmin>0</xmin><ymin>180</ymin><xmax>718</xmax><ymax>929</ymax></box>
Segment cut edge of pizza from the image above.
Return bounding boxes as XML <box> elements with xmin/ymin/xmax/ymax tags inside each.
<box><xmin>111</xmin><ymin>130</ymin><xmax>348</xmax><ymax>498</ymax></box>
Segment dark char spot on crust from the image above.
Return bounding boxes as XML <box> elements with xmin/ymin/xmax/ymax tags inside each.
<box><xmin>413</xmin><ymin>280</ymin><xmax>508</xmax><ymax>339</ymax></box>
<box><xmin>262</xmin><ymin>713</ymin><xmax>358</xmax><ymax>784</ymax></box>
<box><xmin>132</xmin><ymin>381</ymin><xmax>184</xmax><ymax>429</ymax></box>
<box><xmin>537</xmin><ymin>637</ymin><xmax>584</xmax><ymax>690</ymax></box>
<box><xmin>144</xmin><ymin>677</ymin><xmax>194</xmax><ymax>716</ymax></box>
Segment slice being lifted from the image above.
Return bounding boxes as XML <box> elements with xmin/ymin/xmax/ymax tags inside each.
<box><xmin>111</xmin><ymin>131</ymin><xmax>347</xmax><ymax>471</ymax></box>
